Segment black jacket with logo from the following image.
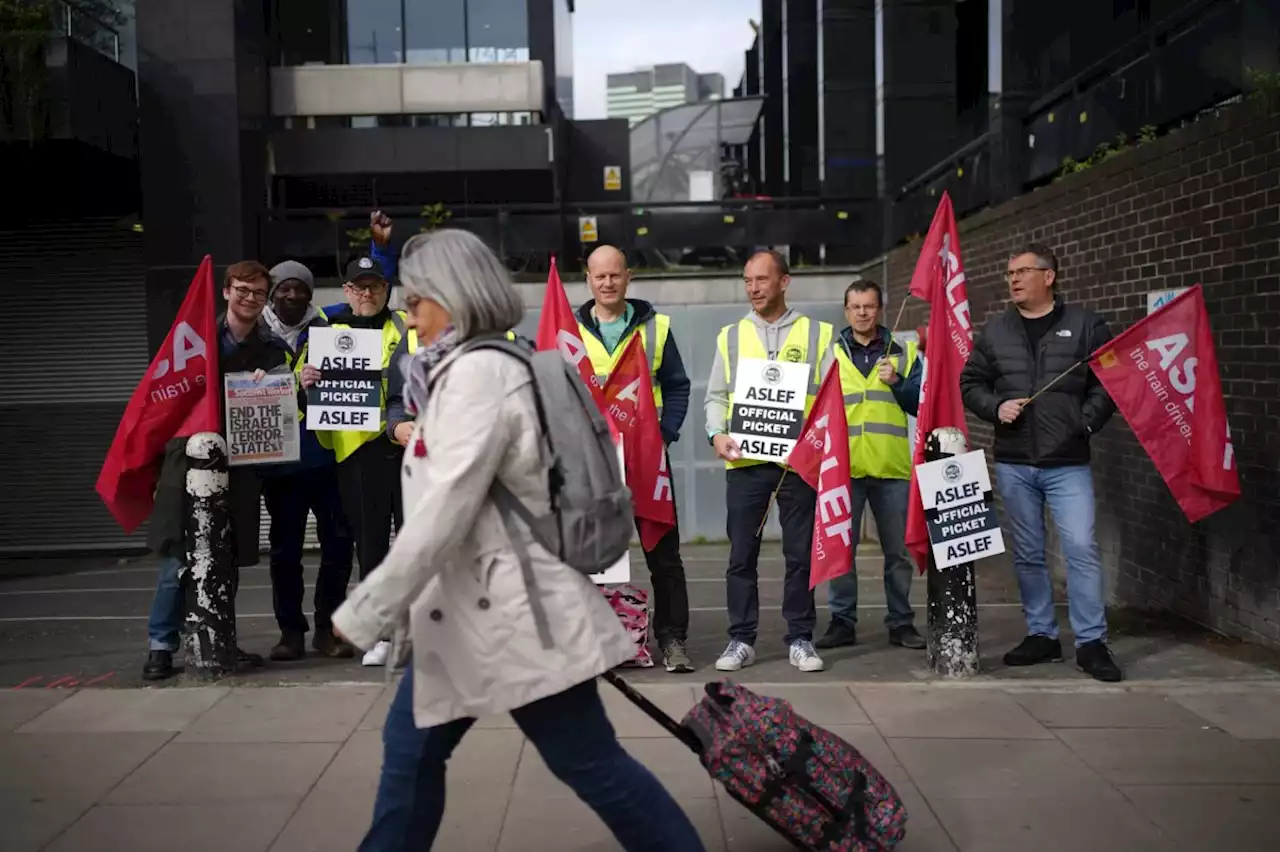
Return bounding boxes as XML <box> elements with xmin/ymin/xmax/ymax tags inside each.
<box><xmin>959</xmin><ymin>298</ymin><xmax>1117</xmax><ymax>467</ymax></box>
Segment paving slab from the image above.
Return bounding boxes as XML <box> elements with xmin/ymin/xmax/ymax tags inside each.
<box><xmin>1171</xmin><ymin>691</ymin><xmax>1280</xmax><ymax>739</ymax></box>
<box><xmin>17</xmin><ymin>686</ymin><xmax>228</xmax><ymax>733</ymax></box>
<box><xmin>747</xmin><ymin>683</ymin><xmax>871</xmax><ymax>725</ymax></box>
<box><xmin>45</xmin><ymin>802</ymin><xmax>296</xmax><ymax>852</ymax></box>
<box><xmin>103</xmin><ymin>741</ymin><xmax>339</xmax><ymax>805</ymax></box>
<box><xmin>1120</xmin><ymin>784</ymin><xmax>1280</xmax><ymax>852</ymax></box>
<box><xmin>926</xmin><ymin>793</ymin><xmax>1172</xmax><ymax>852</ymax></box>
<box><xmin>174</xmin><ymin>685</ymin><xmax>382</xmax><ymax>743</ymax></box>
<box><xmin>0</xmin><ymin>793</ymin><xmax>95</xmax><ymax>852</ymax></box>
<box><xmin>1008</xmin><ymin>689</ymin><xmax>1212</xmax><ymax>729</ymax></box>
<box><xmin>854</xmin><ymin>685</ymin><xmax>1053</xmax><ymax>739</ymax></box>
<box><xmin>0</xmin><ymin>732</ymin><xmax>171</xmax><ymax>797</ymax></box>
<box><xmin>1054</xmin><ymin>727</ymin><xmax>1280</xmax><ymax>786</ymax></box>
<box><xmin>0</xmin><ymin>688</ymin><xmax>73</xmax><ymax>732</ymax></box>
<box><xmin>889</xmin><ymin>737</ymin><xmax>1108</xmax><ymax>799</ymax></box>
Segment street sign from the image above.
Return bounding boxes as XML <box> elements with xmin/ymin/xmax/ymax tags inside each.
<box><xmin>1147</xmin><ymin>287</ymin><xmax>1189</xmax><ymax>315</ymax></box>
<box><xmin>915</xmin><ymin>449</ymin><xmax>1005</xmax><ymax>568</ymax></box>
<box><xmin>579</xmin><ymin>216</ymin><xmax>599</xmax><ymax>243</ymax></box>
<box><xmin>603</xmin><ymin>165</ymin><xmax>622</xmax><ymax>191</ymax></box>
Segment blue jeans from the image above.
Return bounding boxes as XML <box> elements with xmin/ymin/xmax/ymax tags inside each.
<box><xmin>147</xmin><ymin>556</ymin><xmax>184</xmax><ymax>652</ymax></box>
<box><xmin>361</xmin><ymin>667</ymin><xmax>706</xmax><ymax>852</ymax></box>
<box><xmin>826</xmin><ymin>477</ymin><xmax>915</xmax><ymax>631</ymax></box>
<box><xmin>995</xmin><ymin>463</ymin><xmax>1107</xmax><ymax>647</ymax></box>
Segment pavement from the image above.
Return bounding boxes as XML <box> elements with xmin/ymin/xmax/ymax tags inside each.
<box><xmin>3</xmin><ymin>544</ymin><xmax>1280</xmax><ymax>850</ymax></box>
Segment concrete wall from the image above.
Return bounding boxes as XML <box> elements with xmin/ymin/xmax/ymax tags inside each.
<box><xmin>878</xmin><ymin>102</ymin><xmax>1280</xmax><ymax>648</ymax></box>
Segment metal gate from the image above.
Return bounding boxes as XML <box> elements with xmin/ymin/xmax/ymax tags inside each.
<box><xmin>0</xmin><ymin>218</ymin><xmax>151</xmax><ymax>552</ymax></box>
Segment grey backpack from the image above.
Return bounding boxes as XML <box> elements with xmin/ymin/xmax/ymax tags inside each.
<box><xmin>434</xmin><ymin>336</ymin><xmax>634</xmax><ymax>578</ymax></box>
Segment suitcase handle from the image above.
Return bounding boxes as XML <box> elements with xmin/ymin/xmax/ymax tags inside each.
<box><xmin>601</xmin><ymin>670</ymin><xmax>705</xmax><ymax>755</ymax></box>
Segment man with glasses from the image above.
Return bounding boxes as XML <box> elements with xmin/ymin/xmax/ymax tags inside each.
<box><xmin>143</xmin><ymin>261</ymin><xmax>292</xmax><ymax>680</ymax></box>
<box><xmin>959</xmin><ymin>243</ymin><xmax>1122</xmax><ymax>682</ymax></box>
<box><xmin>298</xmin><ymin>254</ymin><xmax>415</xmax><ymax>667</ymax></box>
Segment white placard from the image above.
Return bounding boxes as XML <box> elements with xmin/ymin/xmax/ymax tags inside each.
<box><xmin>729</xmin><ymin>358</ymin><xmax>811</xmax><ymax>463</ymax></box>
<box><xmin>916</xmin><ymin>449</ymin><xmax>992</xmax><ymax>511</ymax></box>
<box><xmin>590</xmin><ymin>438</ymin><xmax>631</xmax><ymax>584</ymax></box>
<box><xmin>306</xmin><ymin>327</ymin><xmax>384</xmax><ymax>431</ymax></box>
<box><xmin>915</xmin><ymin>449</ymin><xmax>1004</xmax><ymax>568</ymax></box>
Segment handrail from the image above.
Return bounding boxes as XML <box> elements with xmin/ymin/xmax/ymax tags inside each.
<box><xmin>57</xmin><ymin>0</ymin><xmax>121</xmax><ymax>63</ymax></box>
<box><xmin>895</xmin><ymin>131</ymin><xmax>989</xmax><ymax>200</ymax></box>
<box><xmin>1024</xmin><ymin>0</ymin><xmax>1225</xmax><ymax>119</ymax></box>
<box><xmin>264</xmin><ymin>197</ymin><xmax>882</xmax><ymax>219</ymax></box>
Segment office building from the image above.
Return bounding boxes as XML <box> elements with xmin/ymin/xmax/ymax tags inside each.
<box><xmin>607</xmin><ymin>63</ymin><xmax>724</xmax><ymax>126</ymax></box>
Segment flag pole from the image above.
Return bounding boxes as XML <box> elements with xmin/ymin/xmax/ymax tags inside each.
<box><xmin>755</xmin><ymin>469</ymin><xmax>788</xmax><ymax>538</ymax></box>
<box><xmin>1024</xmin><ymin>358</ymin><xmax>1089</xmax><ymax>405</ymax></box>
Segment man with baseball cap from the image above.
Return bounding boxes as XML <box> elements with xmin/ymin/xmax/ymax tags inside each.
<box><xmin>298</xmin><ymin>252</ymin><xmax>416</xmax><ymax>667</ymax></box>
<box><xmin>256</xmin><ymin>261</ymin><xmax>357</xmax><ymax>661</ymax></box>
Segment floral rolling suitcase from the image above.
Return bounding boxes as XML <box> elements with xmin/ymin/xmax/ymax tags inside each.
<box><xmin>600</xmin><ymin>583</ymin><xmax>654</xmax><ymax>668</ymax></box>
<box><xmin>602</xmin><ymin>672</ymin><xmax>907</xmax><ymax>851</ymax></box>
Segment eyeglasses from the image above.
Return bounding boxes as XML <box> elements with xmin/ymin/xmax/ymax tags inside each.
<box><xmin>346</xmin><ymin>280</ymin><xmax>387</xmax><ymax>293</ymax></box>
<box><xmin>1006</xmin><ymin>266</ymin><xmax>1049</xmax><ymax>282</ymax></box>
<box><xmin>229</xmin><ymin>285</ymin><xmax>268</xmax><ymax>302</ymax></box>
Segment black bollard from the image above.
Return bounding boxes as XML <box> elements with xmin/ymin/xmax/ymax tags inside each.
<box><xmin>182</xmin><ymin>433</ymin><xmax>238</xmax><ymax>677</ymax></box>
<box><xmin>924</xmin><ymin>427</ymin><xmax>981</xmax><ymax>677</ymax></box>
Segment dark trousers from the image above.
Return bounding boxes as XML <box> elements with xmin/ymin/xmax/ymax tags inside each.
<box><xmin>640</xmin><ymin>519</ymin><xmax>690</xmax><ymax>644</ymax></box>
<box><xmin>262</xmin><ymin>465</ymin><xmax>354</xmax><ymax>635</ymax></box>
<box><xmin>725</xmin><ymin>463</ymin><xmax>817</xmax><ymax>646</ymax></box>
<box><xmin>336</xmin><ymin>438</ymin><xmax>404</xmax><ymax>580</ymax></box>
<box><xmin>360</xmin><ymin>667</ymin><xmax>705</xmax><ymax>852</ymax></box>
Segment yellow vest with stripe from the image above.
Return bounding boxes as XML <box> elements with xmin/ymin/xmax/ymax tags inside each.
<box><xmin>579</xmin><ymin>313</ymin><xmax>670</xmax><ymax>415</ymax></box>
<box><xmin>297</xmin><ymin>311</ymin><xmax>418</xmax><ymax>463</ymax></box>
<box><xmin>833</xmin><ymin>337</ymin><xmax>918</xmax><ymax>480</ymax></box>
<box><xmin>716</xmin><ymin>315</ymin><xmax>833</xmax><ymax>470</ymax></box>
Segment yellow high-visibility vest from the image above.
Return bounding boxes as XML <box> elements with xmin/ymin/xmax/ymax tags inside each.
<box><xmin>715</xmin><ymin>315</ymin><xmax>833</xmax><ymax>470</ymax></box>
<box><xmin>579</xmin><ymin>313</ymin><xmax>670</xmax><ymax>415</ymax></box>
<box><xmin>296</xmin><ymin>311</ymin><xmax>418</xmax><ymax>463</ymax></box>
<box><xmin>833</xmin><ymin>337</ymin><xmax>918</xmax><ymax>480</ymax></box>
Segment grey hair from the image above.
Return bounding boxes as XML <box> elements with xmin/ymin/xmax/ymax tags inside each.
<box><xmin>397</xmin><ymin>229</ymin><xmax>525</xmax><ymax>339</ymax></box>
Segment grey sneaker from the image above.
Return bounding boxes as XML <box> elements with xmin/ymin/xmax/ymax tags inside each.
<box><xmin>714</xmin><ymin>640</ymin><xmax>756</xmax><ymax>672</ymax></box>
<box><xmin>662</xmin><ymin>639</ymin><xmax>694</xmax><ymax>673</ymax></box>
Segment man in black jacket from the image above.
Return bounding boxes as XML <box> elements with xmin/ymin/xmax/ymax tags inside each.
<box><xmin>959</xmin><ymin>243</ymin><xmax>1122</xmax><ymax>682</ymax></box>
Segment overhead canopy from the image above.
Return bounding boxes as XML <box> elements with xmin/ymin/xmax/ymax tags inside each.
<box><xmin>630</xmin><ymin>96</ymin><xmax>764</xmax><ymax>203</ymax></box>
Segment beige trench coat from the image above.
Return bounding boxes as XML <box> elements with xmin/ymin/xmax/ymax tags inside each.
<box><xmin>331</xmin><ymin>347</ymin><xmax>635</xmax><ymax>729</ymax></box>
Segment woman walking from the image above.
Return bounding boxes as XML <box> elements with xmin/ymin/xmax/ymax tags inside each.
<box><xmin>331</xmin><ymin>229</ymin><xmax>705</xmax><ymax>852</ymax></box>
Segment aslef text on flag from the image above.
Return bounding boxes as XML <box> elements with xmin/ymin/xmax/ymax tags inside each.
<box><xmin>1089</xmin><ymin>283</ymin><xmax>1239</xmax><ymax>522</ymax></box>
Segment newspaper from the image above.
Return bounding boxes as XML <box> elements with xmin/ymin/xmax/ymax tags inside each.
<box><xmin>224</xmin><ymin>371</ymin><xmax>300</xmax><ymax>466</ymax></box>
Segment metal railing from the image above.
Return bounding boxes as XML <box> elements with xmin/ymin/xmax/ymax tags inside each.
<box><xmin>57</xmin><ymin>0</ymin><xmax>121</xmax><ymax>63</ymax></box>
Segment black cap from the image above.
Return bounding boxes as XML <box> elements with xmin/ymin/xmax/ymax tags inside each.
<box><xmin>345</xmin><ymin>255</ymin><xmax>388</xmax><ymax>283</ymax></box>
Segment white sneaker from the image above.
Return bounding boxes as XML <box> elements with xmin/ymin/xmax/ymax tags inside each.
<box><xmin>789</xmin><ymin>640</ymin><xmax>825</xmax><ymax>673</ymax></box>
<box><xmin>715</xmin><ymin>640</ymin><xmax>756</xmax><ymax>672</ymax></box>
<box><xmin>362</xmin><ymin>640</ymin><xmax>391</xmax><ymax>667</ymax></box>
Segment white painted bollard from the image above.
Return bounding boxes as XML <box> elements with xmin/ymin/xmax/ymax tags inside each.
<box><xmin>183</xmin><ymin>432</ymin><xmax>237</xmax><ymax>677</ymax></box>
<box><xmin>924</xmin><ymin>427</ymin><xmax>981</xmax><ymax>678</ymax></box>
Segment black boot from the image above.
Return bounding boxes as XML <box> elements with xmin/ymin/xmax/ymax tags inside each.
<box><xmin>236</xmin><ymin>647</ymin><xmax>266</xmax><ymax>670</ymax></box>
<box><xmin>269</xmin><ymin>631</ymin><xmax>306</xmax><ymax>662</ymax></box>
<box><xmin>1077</xmin><ymin>640</ymin><xmax>1123</xmax><ymax>682</ymax></box>
<box><xmin>1003</xmin><ymin>635</ymin><xmax>1063</xmax><ymax>667</ymax></box>
<box><xmin>889</xmin><ymin>625</ymin><xmax>926</xmax><ymax>650</ymax></box>
<box><xmin>814</xmin><ymin>621</ymin><xmax>858</xmax><ymax>650</ymax></box>
<box><xmin>142</xmin><ymin>650</ymin><xmax>177</xmax><ymax>681</ymax></box>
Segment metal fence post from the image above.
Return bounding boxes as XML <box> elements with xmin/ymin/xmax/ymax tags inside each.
<box><xmin>924</xmin><ymin>426</ymin><xmax>981</xmax><ymax>677</ymax></box>
<box><xmin>183</xmin><ymin>433</ymin><xmax>237</xmax><ymax>677</ymax></box>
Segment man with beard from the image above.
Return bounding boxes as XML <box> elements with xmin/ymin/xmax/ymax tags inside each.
<box><xmin>299</xmin><ymin>255</ymin><xmax>415</xmax><ymax>667</ymax></box>
<box><xmin>143</xmin><ymin>261</ymin><xmax>291</xmax><ymax>680</ymax></box>
<box><xmin>257</xmin><ymin>261</ymin><xmax>357</xmax><ymax>660</ymax></box>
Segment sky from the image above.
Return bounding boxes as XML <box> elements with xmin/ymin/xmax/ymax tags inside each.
<box><xmin>572</xmin><ymin>0</ymin><xmax>761</xmax><ymax>119</ymax></box>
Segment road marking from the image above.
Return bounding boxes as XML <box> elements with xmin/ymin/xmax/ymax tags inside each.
<box><xmin>0</xmin><ymin>603</ymin><xmax>1029</xmax><ymax>623</ymax></box>
<box><xmin>81</xmin><ymin>672</ymin><xmax>116</xmax><ymax>687</ymax></box>
<box><xmin>44</xmin><ymin>675</ymin><xmax>77</xmax><ymax>689</ymax></box>
<box><xmin>13</xmin><ymin>675</ymin><xmax>43</xmax><ymax>689</ymax></box>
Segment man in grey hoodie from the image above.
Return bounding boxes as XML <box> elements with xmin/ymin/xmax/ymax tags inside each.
<box><xmin>704</xmin><ymin>250</ymin><xmax>836</xmax><ymax>674</ymax></box>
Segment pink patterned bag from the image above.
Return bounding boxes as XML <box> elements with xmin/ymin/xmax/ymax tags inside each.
<box><xmin>600</xmin><ymin>583</ymin><xmax>653</xmax><ymax>667</ymax></box>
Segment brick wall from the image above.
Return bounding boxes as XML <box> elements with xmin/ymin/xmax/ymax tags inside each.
<box><xmin>881</xmin><ymin>102</ymin><xmax>1280</xmax><ymax>648</ymax></box>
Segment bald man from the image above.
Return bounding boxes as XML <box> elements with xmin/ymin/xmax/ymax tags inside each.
<box><xmin>577</xmin><ymin>245</ymin><xmax>694</xmax><ymax>673</ymax></box>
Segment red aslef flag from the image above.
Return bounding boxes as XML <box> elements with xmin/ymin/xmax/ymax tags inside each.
<box><xmin>601</xmin><ymin>334</ymin><xmax>675</xmax><ymax>550</ymax></box>
<box><xmin>534</xmin><ymin>256</ymin><xmax>619</xmax><ymax>440</ymax></box>
<box><xmin>96</xmin><ymin>256</ymin><xmax>221</xmax><ymax>533</ymax></box>
<box><xmin>1089</xmin><ymin>284</ymin><xmax>1239</xmax><ymax>522</ymax></box>
<box><xmin>785</xmin><ymin>367</ymin><xmax>854</xmax><ymax>589</ymax></box>
<box><xmin>904</xmin><ymin>193</ymin><xmax>974</xmax><ymax>574</ymax></box>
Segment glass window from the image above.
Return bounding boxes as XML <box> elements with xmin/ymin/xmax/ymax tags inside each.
<box><xmin>467</xmin><ymin>0</ymin><xmax>530</xmax><ymax>64</ymax></box>
<box><xmin>405</xmin><ymin>0</ymin><xmax>467</xmax><ymax>64</ymax></box>
<box><xmin>347</xmin><ymin>0</ymin><xmax>402</xmax><ymax>64</ymax></box>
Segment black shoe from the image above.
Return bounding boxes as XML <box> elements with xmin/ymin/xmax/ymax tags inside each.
<box><xmin>269</xmin><ymin>631</ymin><xmax>306</xmax><ymax>662</ymax></box>
<box><xmin>814</xmin><ymin>621</ymin><xmax>858</xmax><ymax>650</ymax></box>
<box><xmin>312</xmin><ymin>629</ymin><xmax>355</xmax><ymax>659</ymax></box>
<box><xmin>236</xmin><ymin>647</ymin><xmax>266</xmax><ymax>668</ymax></box>
<box><xmin>1003</xmin><ymin>635</ymin><xmax>1064</xmax><ymax>667</ymax></box>
<box><xmin>889</xmin><ymin>625</ymin><xmax>926</xmax><ymax>650</ymax></box>
<box><xmin>1077</xmin><ymin>640</ymin><xmax>1123</xmax><ymax>682</ymax></box>
<box><xmin>142</xmin><ymin>650</ymin><xmax>176</xmax><ymax>681</ymax></box>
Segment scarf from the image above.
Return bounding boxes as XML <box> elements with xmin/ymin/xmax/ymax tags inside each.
<box><xmin>262</xmin><ymin>304</ymin><xmax>321</xmax><ymax>350</ymax></box>
<box><xmin>402</xmin><ymin>325</ymin><xmax>462</xmax><ymax>418</ymax></box>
